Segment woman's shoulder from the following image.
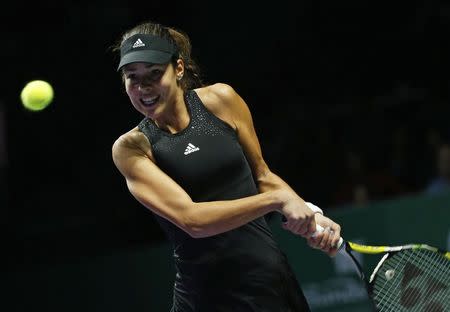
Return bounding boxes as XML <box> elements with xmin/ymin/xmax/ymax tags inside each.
<box><xmin>195</xmin><ymin>83</ymin><xmax>238</xmax><ymax>103</ymax></box>
<box><xmin>194</xmin><ymin>83</ymin><xmax>242</xmax><ymax>114</ymax></box>
<box><xmin>112</xmin><ymin>127</ymin><xmax>150</xmax><ymax>156</ymax></box>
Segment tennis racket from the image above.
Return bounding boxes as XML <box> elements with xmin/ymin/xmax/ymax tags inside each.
<box><xmin>313</xmin><ymin>224</ymin><xmax>450</xmax><ymax>311</ymax></box>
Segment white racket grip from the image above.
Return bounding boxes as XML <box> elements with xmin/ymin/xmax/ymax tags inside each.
<box><xmin>313</xmin><ymin>224</ymin><xmax>344</xmax><ymax>250</ymax></box>
<box><xmin>305</xmin><ymin>202</ymin><xmax>323</xmax><ymax>215</ymax></box>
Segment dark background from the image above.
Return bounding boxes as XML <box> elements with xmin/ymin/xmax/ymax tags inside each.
<box><xmin>3</xmin><ymin>0</ymin><xmax>450</xmax><ymax>279</ymax></box>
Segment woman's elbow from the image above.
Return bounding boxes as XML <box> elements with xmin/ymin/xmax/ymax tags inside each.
<box><xmin>183</xmin><ymin>220</ymin><xmax>204</xmax><ymax>238</ymax></box>
<box><xmin>179</xmin><ymin>210</ymin><xmax>208</xmax><ymax>238</ymax></box>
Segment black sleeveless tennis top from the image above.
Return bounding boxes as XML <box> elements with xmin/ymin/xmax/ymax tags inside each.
<box><xmin>138</xmin><ymin>90</ymin><xmax>310</xmax><ymax>312</ymax></box>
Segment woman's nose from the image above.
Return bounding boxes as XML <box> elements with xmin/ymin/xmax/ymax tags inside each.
<box><xmin>138</xmin><ymin>80</ymin><xmax>152</xmax><ymax>91</ymax></box>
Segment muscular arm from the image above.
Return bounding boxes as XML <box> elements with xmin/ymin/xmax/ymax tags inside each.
<box><xmin>203</xmin><ymin>83</ymin><xmax>341</xmax><ymax>252</ymax></box>
<box><xmin>112</xmin><ymin>129</ymin><xmax>281</xmax><ymax>238</ymax></box>
<box><xmin>202</xmin><ymin>84</ymin><xmax>318</xmax><ymax>235</ymax></box>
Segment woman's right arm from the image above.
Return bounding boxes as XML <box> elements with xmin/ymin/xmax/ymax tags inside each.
<box><xmin>112</xmin><ymin>130</ymin><xmax>284</xmax><ymax>238</ymax></box>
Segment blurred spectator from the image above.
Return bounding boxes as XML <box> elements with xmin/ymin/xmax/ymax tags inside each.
<box><xmin>416</xmin><ymin>126</ymin><xmax>444</xmax><ymax>187</ymax></box>
<box><xmin>332</xmin><ymin>150</ymin><xmax>407</xmax><ymax>207</ymax></box>
<box><xmin>424</xmin><ymin>143</ymin><xmax>450</xmax><ymax>195</ymax></box>
<box><xmin>302</xmin><ymin>124</ymin><xmax>340</xmax><ymax>206</ymax></box>
<box><xmin>352</xmin><ymin>183</ymin><xmax>370</xmax><ymax>208</ymax></box>
<box><xmin>388</xmin><ymin>125</ymin><xmax>417</xmax><ymax>192</ymax></box>
<box><xmin>332</xmin><ymin>150</ymin><xmax>366</xmax><ymax>206</ymax></box>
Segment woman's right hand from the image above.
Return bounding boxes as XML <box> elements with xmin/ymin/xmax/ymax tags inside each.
<box><xmin>277</xmin><ymin>189</ymin><xmax>317</xmax><ymax>237</ymax></box>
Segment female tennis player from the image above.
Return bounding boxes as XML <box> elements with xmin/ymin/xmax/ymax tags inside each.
<box><xmin>112</xmin><ymin>20</ymin><xmax>341</xmax><ymax>311</ymax></box>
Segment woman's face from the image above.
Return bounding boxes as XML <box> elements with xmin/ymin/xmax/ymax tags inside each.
<box><xmin>122</xmin><ymin>62</ymin><xmax>180</xmax><ymax>118</ymax></box>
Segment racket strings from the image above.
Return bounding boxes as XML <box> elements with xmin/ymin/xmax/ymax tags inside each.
<box><xmin>376</xmin><ymin>250</ymin><xmax>416</xmax><ymax>311</ymax></box>
<box><xmin>373</xmin><ymin>249</ymin><xmax>449</xmax><ymax>311</ymax></box>
<box><xmin>375</xmin><ymin>252</ymin><xmax>422</xmax><ymax>311</ymax></box>
<box><xmin>377</xmin><ymin>250</ymin><xmax>448</xmax><ymax>311</ymax></box>
<box><xmin>395</xmin><ymin>249</ymin><xmax>448</xmax><ymax>311</ymax></box>
<box><xmin>398</xmin><ymin>251</ymin><xmax>444</xmax><ymax>308</ymax></box>
<box><xmin>376</xmin><ymin>250</ymin><xmax>449</xmax><ymax>311</ymax></box>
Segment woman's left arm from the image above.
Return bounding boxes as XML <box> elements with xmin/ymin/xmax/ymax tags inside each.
<box><xmin>203</xmin><ymin>83</ymin><xmax>341</xmax><ymax>255</ymax></box>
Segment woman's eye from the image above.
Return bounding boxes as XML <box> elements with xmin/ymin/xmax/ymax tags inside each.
<box><xmin>150</xmin><ymin>69</ymin><xmax>164</xmax><ymax>79</ymax></box>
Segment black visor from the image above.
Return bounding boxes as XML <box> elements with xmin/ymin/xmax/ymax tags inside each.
<box><xmin>117</xmin><ymin>34</ymin><xmax>177</xmax><ymax>71</ymax></box>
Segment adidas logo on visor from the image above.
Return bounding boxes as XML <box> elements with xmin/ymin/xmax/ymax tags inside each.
<box><xmin>132</xmin><ymin>38</ymin><xmax>145</xmax><ymax>48</ymax></box>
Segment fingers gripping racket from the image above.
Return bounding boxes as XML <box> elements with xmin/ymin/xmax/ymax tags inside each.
<box><xmin>313</xmin><ymin>224</ymin><xmax>450</xmax><ymax>311</ymax></box>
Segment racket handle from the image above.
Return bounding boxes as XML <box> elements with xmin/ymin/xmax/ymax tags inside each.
<box><xmin>313</xmin><ymin>224</ymin><xmax>344</xmax><ymax>250</ymax></box>
<box><xmin>280</xmin><ymin>216</ymin><xmax>344</xmax><ymax>249</ymax></box>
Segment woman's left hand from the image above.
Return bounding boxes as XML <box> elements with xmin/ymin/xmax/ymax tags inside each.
<box><xmin>307</xmin><ymin>214</ymin><xmax>341</xmax><ymax>257</ymax></box>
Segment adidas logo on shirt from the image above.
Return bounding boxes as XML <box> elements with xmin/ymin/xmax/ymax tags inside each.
<box><xmin>184</xmin><ymin>143</ymin><xmax>200</xmax><ymax>155</ymax></box>
<box><xmin>132</xmin><ymin>38</ymin><xmax>145</xmax><ymax>48</ymax></box>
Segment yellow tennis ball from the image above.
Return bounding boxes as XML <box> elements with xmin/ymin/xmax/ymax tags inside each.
<box><xmin>20</xmin><ymin>80</ymin><xmax>54</xmax><ymax>111</ymax></box>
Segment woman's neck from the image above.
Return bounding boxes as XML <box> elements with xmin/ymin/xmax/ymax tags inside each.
<box><xmin>153</xmin><ymin>91</ymin><xmax>190</xmax><ymax>134</ymax></box>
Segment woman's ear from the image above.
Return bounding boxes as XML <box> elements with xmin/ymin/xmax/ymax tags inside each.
<box><xmin>175</xmin><ymin>59</ymin><xmax>184</xmax><ymax>80</ymax></box>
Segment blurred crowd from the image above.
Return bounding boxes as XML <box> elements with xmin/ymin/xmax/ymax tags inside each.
<box><xmin>264</xmin><ymin>81</ymin><xmax>450</xmax><ymax>210</ymax></box>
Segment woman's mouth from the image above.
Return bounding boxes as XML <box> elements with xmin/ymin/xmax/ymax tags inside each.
<box><xmin>141</xmin><ymin>95</ymin><xmax>160</xmax><ymax>107</ymax></box>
